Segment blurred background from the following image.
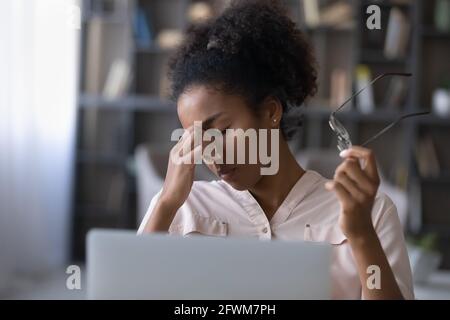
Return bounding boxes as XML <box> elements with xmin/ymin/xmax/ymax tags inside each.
<box><xmin>1</xmin><ymin>0</ymin><xmax>450</xmax><ymax>299</ymax></box>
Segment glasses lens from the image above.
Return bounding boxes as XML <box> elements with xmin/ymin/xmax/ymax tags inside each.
<box><xmin>337</xmin><ymin>137</ymin><xmax>352</xmax><ymax>152</ymax></box>
<box><xmin>329</xmin><ymin>116</ymin><xmax>352</xmax><ymax>152</ymax></box>
<box><xmin>329</xmin><ymin>116</ymin><xmax>349</xmax><ymax>139</ymax></box>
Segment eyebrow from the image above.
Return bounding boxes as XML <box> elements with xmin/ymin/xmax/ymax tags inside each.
<box><xmin>202</xmin><ymin>112</ymin><xmax>225</xmax><ymax>130</ymax></box>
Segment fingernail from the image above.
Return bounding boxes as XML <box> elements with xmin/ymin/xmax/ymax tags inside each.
<box><xmin>339</xmin><ymin>149</ymin><xmax>349</xmax><ymax>158</ymax></box>
<box><xmin>325</xmin><ymin>181</ymin><xmax>333</xmax><ymax>189</ymax></box>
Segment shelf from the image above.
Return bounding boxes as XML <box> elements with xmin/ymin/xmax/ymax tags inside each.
<box><xmin>302</xmin><ymin>107</ymin><xmax>405</xmax><ymax>122</ymax></box>
<box><xmin>421</xmin><ymin>225</ymin><xmax>450</xmax><ymax>237</ymax></box>
<box><xmin>82</xmin><ymin>9</ymin><xmax>130</xmax><ymax>25</ymax></box>
<box><xmin>359</xmin><ymin>51</ymin><xmax>409</xmax><ymax>65</ymax></box>
<box><xmin>82</xmin><ymin>15</ymin><xmax>129</xmax><ymax>25</ymax></box>
<box><xmin>77</xmin><ymin>151</ymin><xmax>128</xmax><ymax>166</ymax></box>
<box><xmin>72</xmin><ymin>0</ymin><xmax>450</xmax><ymax>255</ymax></box>
<box><xmin>417</xmin><ymin>114</ymin><xmax>450</xmax><ymax>126</ymax></box>
<box><xmin>359</xmin><ymin>0</ymin><xmax>412</xmax><ymax>9</ymax></box>
<box><xmin>135</xmin><ymin>44</ymin><xmax>174</xmax><ymax>54</ymax></box>
<box><xmin>420</xmin><ymin>174</ymin><xmax>450</xmax><ymax>184</ymax></box>
<box><xmin>303</xmin><ymin>26</ymin><xmax>354</xmax><ymax>34</ymax></box>
<box><xmin>421</xmin><ymin>27</ymin><xmax>450</xmax><ymax>39</ymax></box>
<box><xmin>79</xmin><ymin>94</ymin><xmax>177</xmax><ymax>112</ymax></box>
<box><xmin>74</xmin><ymin>204</ymin><xmax>124</xmax><ymax>218</ymax></box>
<box><xmin>301</xmin><ymin>107</ymin><xmax>450</xmax><ymax>125</ymax></box>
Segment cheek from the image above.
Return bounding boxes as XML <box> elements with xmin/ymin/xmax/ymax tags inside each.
<box><xmin>223</xmin><ymin>131</ymin><xmax>263</xmax><ymax>164</ymax></box>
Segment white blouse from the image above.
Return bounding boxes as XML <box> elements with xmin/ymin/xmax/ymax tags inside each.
<box><xmin>138</xmin><ymin>170</ymin><xmax>414</xmax><ymax>299</ymax></box>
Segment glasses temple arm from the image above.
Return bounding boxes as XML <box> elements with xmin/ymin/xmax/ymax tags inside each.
<box><xmin>333</xmin><ymin>73</ymin><xmax>412</xmax><ymax>114</ymax></box>
<box><xmin>361</xmin><ymin>111</ymin><xmax>430</xmax><ymax>147</ymax></box>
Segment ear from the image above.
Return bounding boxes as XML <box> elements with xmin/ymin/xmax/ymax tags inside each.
<box><xmin>260</xmin><ymin>96</ymin><xmax>283</xmax><ymax>128</ymax></box>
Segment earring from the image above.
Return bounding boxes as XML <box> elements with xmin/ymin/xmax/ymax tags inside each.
<box><xmin>273</xmin><ymin>119</ymin><xmax>277</xmax><ymax>123</ymax></box>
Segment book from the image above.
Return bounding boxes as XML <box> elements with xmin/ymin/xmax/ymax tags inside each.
<box><xmin>84</xmin><ymin>10</ymin><xmax>132</xmax><ymax>95</ymax></box>
<box><xmin>187</xmin><ymin>2</ymin><xmax>213</xmax><ymax>23</ymax></box>
<box><xmin>415</xmin><ymin>135</ymin><xmax>441</xmax><ymax>177</ymax></box>
<box><xmin>213</xmin><ymin>0</ymin><xmax>233</xmax><ymax>14</ymax></box>
<box><xmin>85</xmin><ymin>16</ymin><xmax>104</xmax><ymax>94</ymax></box>
<box><xmin>102</xmin><ymin>58</ymin><xmax>131</xmax><ymax>100</ymax></box>
<box><xmin>319</xmin><ymin>1</ymin><xmax>353</xmax><ymax>29</ymax></box>
<box><xmin>133</xmin><ymin>7</ymin><xmax>153</xmax><ymax>48</ymax></box>
<box><xmin>430</xmin><ymin>131</ymin><xmax>450</xmax><ymax>172</ymax></box>
<box><xmin>302</xmin><ymin>0</ymin><xmax>320</xmax><ymax>28</ymax></box>
<box><xmin>435</xmin><ymin>0</ymin><xmax>450</xmax><ymax>32</ymax></box>
<box><xmin>156</xmin><ymin>29</ymin><xmax>184</xmax><ymax>49</ymax></box>
<box><xmin>383</xmin><ymin>77</ymin><xmax>408</xmax><ymax>109</ymax></box>
<box><xmin>384</xmin><ymin>8</ymin><xmax>410</xmax><ymax>59</ymax></box>
<box><xmin>89</xmin><ymin>0</ymin><xmax>130</xmax><ymax>20</ymax></box>
<box><xmin>355</xmin><ymin>65</ymin><xmax>375</xmax><ymax>114</ymax></box>
<box><xmin>330</xmin><ymin>68</ymin><xmax>351</xmax><ymax>111</ymax></box>
<box><xmin>159</xmin><ymin>64</ymin><xmax>171</xmax><ymax>99</ymax></box>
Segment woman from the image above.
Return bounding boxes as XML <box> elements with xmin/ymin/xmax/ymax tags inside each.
<box><xmin>138</xmin><ymin>0</ymin><xmax>414</xmax><ymax>300</ymax></box>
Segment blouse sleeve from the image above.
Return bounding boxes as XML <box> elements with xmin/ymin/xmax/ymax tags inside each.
<box><xmin>367</xmin><ymin>193</ymin><xmax>415</xmax><ymax>299</ymax></box>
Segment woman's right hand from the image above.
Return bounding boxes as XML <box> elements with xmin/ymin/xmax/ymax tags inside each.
<box><xmin>158</xmin><ymin>125</ymin><xmax>203</xmax><ymax>212</ymax></box>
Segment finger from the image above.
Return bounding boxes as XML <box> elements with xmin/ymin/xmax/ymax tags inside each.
<box><xmin>173</xmin><ymin>126</ymin><xmax>193</xmax><ymax>152</ymax></box>
<box><xmin>179</xmin><ymin>144</ymin><xmax>203</xmax><ymax>165</ymax></box>
<box><xmin>178</xmin><ymin>126</ymin><xmax>203</xmax><ymax>157</ymax></box>
<box><xmin>180</xmin><ymin>125</ymin><xmax>195</xmax><ymax>141</ymax></box>
<box><xmin>192</xmin><ymin>143</ymin><xmax>203</xmax><ymax>164</ymax></box>
<box><xmin>339</xmin><ymin>146</ymin><xmax>379</xmax><ymax>181</ymax></box>
<box><xmin>334</xmin><ymin>170</ymin><xmax>365</xmax><ymax>202</ymax></box>
<box><xmin>203</xmin><ymin>127</ymin><xmax>227</xmax><ymax>164</ymax></box>
<box><xmin>325</xmin><ymin>181</ymin><xmax>352</xmax><ymax>206</ymax></box>
<box><xmin>171</xmin><ymin>126</ymin><xmax>195</xmax><ymax>163</ymax></box>
<box><xmin>337</xmin><ymin>158</ymin><xmax>377</xmax><ymax>196</ymax></box>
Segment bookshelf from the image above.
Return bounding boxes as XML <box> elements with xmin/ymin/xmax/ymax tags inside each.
<box><xmin>73</xmin><ymin>0</ymin><xmax>450</xmax><ymax>267</ymax></box>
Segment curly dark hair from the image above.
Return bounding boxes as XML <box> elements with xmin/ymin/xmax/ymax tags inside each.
<box><xmin>168</xmin><ymin>0</ymin><xmax>318</xmax><ymax>139</ymax></box>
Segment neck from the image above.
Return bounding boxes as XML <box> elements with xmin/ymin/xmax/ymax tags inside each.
<box><xmin>249</xmin><ymin>138</ymin><xmax>305</xmax><ymax>220</ymax></box>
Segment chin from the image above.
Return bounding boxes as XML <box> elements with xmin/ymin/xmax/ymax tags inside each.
<box><xmin>221</xmin><ymin>174</ymin><xmax>260</xmax><ymax>191</ymax></box>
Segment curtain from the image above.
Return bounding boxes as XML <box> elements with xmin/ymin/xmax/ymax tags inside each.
<box><xmin>0</xmin><ymin>0</ymin><xmax>80</xmax><ymax>292</ymax></box>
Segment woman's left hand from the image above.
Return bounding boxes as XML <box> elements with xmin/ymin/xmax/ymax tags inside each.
<box><xmin>325</xmin><ymin>146</ymin><xmax>380</xmax><ymax>241</ymax></box>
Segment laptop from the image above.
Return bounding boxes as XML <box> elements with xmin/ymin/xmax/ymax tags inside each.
<box><xmin>87</xmin><ymin>229</ymin><xmax>331</xmax><ymax>299</ymax></box>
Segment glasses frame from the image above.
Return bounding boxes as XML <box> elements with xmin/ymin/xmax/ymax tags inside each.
<box><xmin>328</xmin><ymin>72</ymin><xmax>430</xmax><ymax>152</ymax></box>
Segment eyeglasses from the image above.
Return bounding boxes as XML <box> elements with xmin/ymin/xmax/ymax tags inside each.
<box><xmin>329</xmin><ymin>72</ymin><xmax>430</xmax><ymax>152</ymax></box>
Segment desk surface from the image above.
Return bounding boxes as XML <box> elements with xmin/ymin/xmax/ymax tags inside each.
<box><xmin>5</xmin><ymin>268</ymin><xmax>450</xmax><ymax>300</ymax></box>
<box><xmin>414</xmin><ymin>271</ymin><xmax>450</xmax><ymax>300</ymax></box>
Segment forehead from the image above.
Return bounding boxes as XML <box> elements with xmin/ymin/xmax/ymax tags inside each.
<box><xmin>177</xmin><ymin>85</ymin><xmax>249</xmax><ymax>128</ymax></box>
